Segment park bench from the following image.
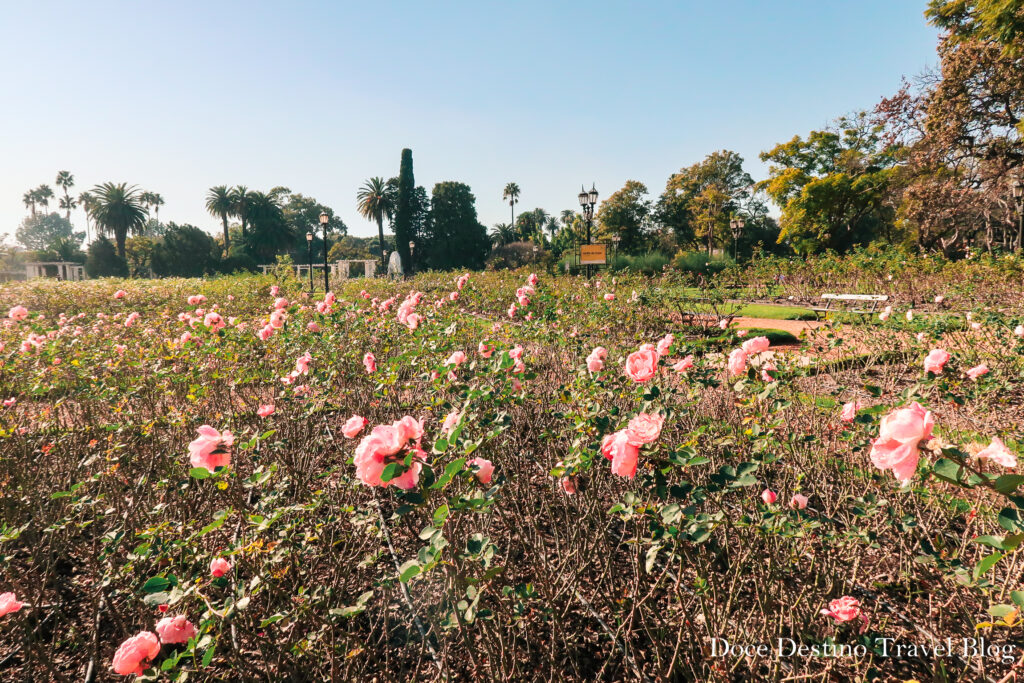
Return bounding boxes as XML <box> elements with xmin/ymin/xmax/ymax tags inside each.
<box><xmin>812</xmin><ymin>293</ymin><xmax>888</xmax><ymax>319</ymax></box>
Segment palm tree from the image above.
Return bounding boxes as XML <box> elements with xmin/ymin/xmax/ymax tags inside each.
<box><xmin>23</xmin><ymin>190</ymin><xmax>36</xmax><ymax>217</ymax></box>
<box><xmin>88</xmin><ymin>182</ymin><xmax>148</xmax><ymax>259</ymax></box>
<box><xmin>230</xmin><ymin>186</ymin><xmax>252</xmax><ymax>239</ymax></box>
<box><xmin>35</xmin><ymin>185</ymin><xmax>54</xmax><ymax>214</ymax></box>
<box><xmin>55</xmin><ymin>171</ymin><xmax>75</xmax><ymax>219</ymax></box>
<box><xmin>59</xmin><ymin>195</ymin><xmax>78</xmax><ymax>220</ymax></box>
<box><xmin>245</xmin><ymin>191</ymin><xmax>293</xmax><ymax>261</ymax></box>
<box><xmin>490</xmin><ymin>222</ymin><xmax>515</xmax><ymax>246</ymax></box>
<box><xmin>545</xmin><ymin>216</ymin><xmax>559</xmax><ymax>242</ymax></box>
<box><xmin>149</xmin><ymin>193</ymin><xmax>164</xmax><ymax>224</ymax></box>
<box><xmin>560</xmin><ymin>209</ymin><xmax>575</xmax><ymax>226</ymax></box>
<box><xmin>78</xmin><ymin>191</ymin><xmax>94</xmax><ymax>242</ymax></box>
<box><xmin>357</xmin><ymin>177</ymin><xmax>395</xmax><ymax>267</ymax></box>
<box><xmin>503</xmin><ymin>182</ymin><xmax>520</xmax><ymax>230</ymax></box>
<box><xmin>206</xmin><ymin>185</ymin><xmax>234</xmax><ymax>253</ymax></box>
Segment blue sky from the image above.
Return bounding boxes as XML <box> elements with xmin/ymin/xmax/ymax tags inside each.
<box><xmin>0</xmin><ymin>1</ymin><xmax>940</xmax><ymax>242</ymax></box>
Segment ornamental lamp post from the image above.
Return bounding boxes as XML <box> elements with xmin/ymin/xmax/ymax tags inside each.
<box><xmin>578</xmin><ymin>184</ymin><xmax>598</xmax><ymax>277</ymax></box>
<box><xmin>409</xmin><ymin>241</ymin><xmax>416</xmax><ymax>275</ymax></box>
<box><xmin>730</xmin><ymin>216</ymin><xmax>746</xmax><ymax>262</ymax></box>
<box><xmin>305</xmin><ymin>231</ymin><xmax>314</xmax><ymax>294</ymax></box>
<box><xmin>319</xmin><ymin>211</ymin><xmax>330</xmax><ymax>292</ymax></box>
<box><xmin>1013</xmin><ymin>178</ymin><xmax>1024</xmax><ymax>252</ymax></box>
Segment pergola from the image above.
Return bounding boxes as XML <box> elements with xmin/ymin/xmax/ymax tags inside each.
<box><xmin>25</xmin><ymin>262</ymin><xmax>86</xmax><ymax>281</ymax></box>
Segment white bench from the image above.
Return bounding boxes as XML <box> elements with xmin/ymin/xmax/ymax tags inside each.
<box><xmin>812</xmin><ymin>293</ymin><xmax>888</xmax><ymax>319</ymax></box>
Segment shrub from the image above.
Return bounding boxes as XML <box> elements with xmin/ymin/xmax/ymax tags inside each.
<box><xmin>84</xmin><ymin>237</ymin><xmax>129</xmax><ymax>278</ymax></box>
<box><xmin>486</xmin><ymin>241</ymin><xmax>544</xmax><ymax>270</ymax></box>
<box><xmin>673</xmin><ymin>250</ymin><xmax>734</xmax><ymax>276</ymax></box>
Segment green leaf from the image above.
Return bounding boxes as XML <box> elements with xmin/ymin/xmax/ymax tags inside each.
<box><xmin>1011</xmin><ymin>592</ymin><xmax>1024</xmax><ymax>609</ymax></box>
<box><xmin>142</xmin><ymin>577</ymin><xmax>171</xmax><ymax>594</ymax></box>
<box><xmin>988</xmin><ymin>603</ymin><xmax>1016</xmax><ymax>619</ymax></box>
<box><xmin>431</xmin><ymin>458</ymin><xmax>466</xmax><ymax>490</ymax></box>
<box><xmin>999</xmin><ymin>508</ymin><xmax>1024</xmax><ymax>533</ymax></box>
<box><xmin>974</xmin><ymin>551</ymin><xmax>1003</xmax><ymax>580</ymax></box>
<box><xmin>432</xmin><ymin>504</ymin><xmax>450</xmax><ymax>526</ymax></box>
<box><xmin>189</xmin><ymin>467</ymin><xmax>211</xmax><ymax>480</ymax></box>
<box><xmin>994</xmin><ymin>475</ymin><xmax>1024</xmax><ymax>495</ymax></box>
<box><xmin>399</xmin><ymin>560</ymin><xmax>421</xmax><ymax>583</ymax></box>
<box><xmin>380</xmin><ymin>462</ymin><xmax>401</xmax><ymax>483</ymax></box>
<box><xmin>194</xmin><ymin>509</ymin><xmax>231</xmax><ymax>538</ymax></box>
<box><xmin>432</xmin><ymin>437</ymin><xmax>449</xmax><ymax>454</ymax></box>
<box><xmin>201</xmin><ymin>645</ymin><xmax>216</xmax><ymax>667</ymax></box>
<box><xmin>932</xmin><ymin>458</ymin><xmax>967</xmax><ymax>485</ymax></box>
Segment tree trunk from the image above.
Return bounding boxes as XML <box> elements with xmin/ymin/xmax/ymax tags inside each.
<box><xmin>222</xmin><ymin>215</ymin><xmax>231</xmax><ymax>254</ymax></box>
<box><xmin>116</xmin><ymin>230</ymin><xmax>127</xmax><ymax>259</ymax></box>
<box><xmin>377</xmin><ymin>216</ymin><xmax>385</xmax><ymax>268</ymax></box>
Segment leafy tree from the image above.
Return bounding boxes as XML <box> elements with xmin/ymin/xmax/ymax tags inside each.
<box><xmin>84</xmin><ymin>237</ymin><xmax>128</xmax><ymax>277</ymax></box>
<box><xmin>356</xmin><ymin>177</ymin><xmax>395</xmax><ymax>267</ymax></box>
<box><xmin>55</xmin><ymin>171</ymin><xmax>76</xmax><ymax>220</ymax></box>
<box><xmin>15</xmin><ymin>213</ymin><xmax>84</xmax><ymax>251</ymax></box>
<box><xmin>392</xmin><ymin>149</ymin><xmax>416</xmax><ymax>274</ymax></box>
<box><xmin>87</xmin><ymin>182</ymin><xmax>149</xmax><ymax>258</ymax></box>
<box><xmin>230</xmin><ymin>186</ymin><xmax>253</xmax><ymax>239</ymax></box>
<box><xmin>490</xmin><ymin>223</ymin><xmax>515</xmax><ymax>246</ymax></box>
<box><xmin>281</xmin><ymin>193</ymin><xmax>345</xmax><ymax>258</ymax></box>
<box><xmin>125</xmin><ymin>236</ymin><xmax>155</xmax><ymax>277</ymax></box>
<box><xmin>503</xmin><ymin>182</ymin><xmax>520</xmax><ymax>229</ymax></box>
<box><xmin>151</xmin><ymin>223</ymin><xmax>220</xmax><ymax>277</ymax></box>
<box><xmin>655</xmin><ymin>150</ymin><xmax>754</xmax><ymax>249</ymax></box>
<box><xmin>423</xmin><ymin>182</ymin><xmax>490</xmax><ymax>270</ymax></box>
<box><xmin>206</xmin><ymin>186</ymin><xmax>234</xmax><ymax>254</ymax></box>
<box><xmin>927</xmin><ymin>0</ymin><xmax>1024</xmax><ymax>53</ymax></box>
<box><xmin>596</xmin><ymin>180</ymin><xmax>651</xmax><ymax>253</ymax></box>
<box><xmin>243</xmin><ymin>192</ymin><xmax>294</xmax><ymax>263</ymax></box>
<box><xmin>758</xmin><ymin>114</ymin><xmax>897</xmax><ymax>254</ymax></box>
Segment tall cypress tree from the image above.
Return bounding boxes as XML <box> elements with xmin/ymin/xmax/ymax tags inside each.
<box><xmin>393</xmin><ymin>148</ymin><xmax>415</xmax><ymax>274</ymax></box>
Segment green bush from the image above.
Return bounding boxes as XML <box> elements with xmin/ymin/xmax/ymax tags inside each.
<box><xmin>84</xmin><ymin>237</ymin><xmax>129</xmax><ymax>278</ymax></box>
<box><xmin>673</xmin><ymin>250</ymin><xmax>734</xmax><ymax>276</ymax></box>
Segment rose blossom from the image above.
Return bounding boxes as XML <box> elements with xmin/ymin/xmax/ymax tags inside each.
<box><xmin>210</xmin><ymin>557</ymin><xmax>232</xmax><ymax>577</ymax></box>
<box><xmin>923</xmin><ymin>348</ymin><xmax>950</xmax><ymax>374</ymax></box>
<box><xmin>869</xmin><ymin>402</ymin><xmax>934</xmax><ymax>483</ymax></box>
<box><xmin>840</xmin><ymin>401</ymin><xmax>860</xmax><ymax>423</ymax></box>
<box><xmin>257</xmin><ymin>404</ymin><xmax>275</xmax><ymax>418</ymax></box>
<box><xmin>626</xmin><ymin>413</ymin><xmax>664</xmax><ymax>444</ymax></box>
<box><xmin>761</xmin><ymin>489</ymin><xmax>777</xmax><ymax>505</ymax></box>
<box><xmin>470</xmin><ymin>457</ymin><xmax>494</xmax><ymax>484</ymax></box>
<box><xmin>188</xmin><ymin>426</ymin><xmax>234</xmax><ymax>472</ymax></box>
<box><xmin>363</xmin><ymin>352</ymin><xmax>376</xmax><ymax>374</ymax></box>
<box><xmin>156</xmin><ymin>615</ymin><xmax>197</xmax><ymax>644</ymax></box>
<box><xmin>673</xmin><ymin>356</ymin><xmax>694</xmax><ymax>373</ymax></box>
<box><xmin>727</xmin><ymin>348</ymin><xmax>748</xmax><ymax>376</ymax></box>
<box><xmin>821</xmin><ymin>596</ymin><xmax>862</xmax><ymax>623</ymax></box>
<box><xmin>966</xmin><ymin>364</ymin><xmax>989</xmax><ymax>380</ymax></box>
<box><xmin>740</xmin><ymin>336</ymin><xmax>770</xmax><ymax>355</ymax></box>
<box><xmin>0</xmin><ymin>592</ymin><xmax>24</xmax><ymax>617</ymax></box>
<box><xmin>789</xmin><ymin>493</ymin><xmax>808</xmax><ymax>510</ymax></box>
<box><xmin>112</xmin><ymin>631</ymin><xmax>161</xmax><ymax>676</ymax></box>
<box><xmin>601</xmin><ymin>430</ymin><xmax>640</xmax><ymax>479</ymax></box>
<box><xmin>976</xmin><ymin>436</ymin><xmax>1017</xmax><ymax>469</ymax></box>
<box><xmin>624</xmin><ymin>346</ymin><xmax>659</xmax><ymax>383</ymax></box>
<box><xmin>342</xmin><ymin>415</ymin><xmax>368</xmax><ymax>438</ymax></box>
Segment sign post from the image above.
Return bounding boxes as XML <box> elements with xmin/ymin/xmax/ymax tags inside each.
<box><xmin>580</xmin><ymin>243</ymin><xmax>607</xmax><ymax>278</ymax></box>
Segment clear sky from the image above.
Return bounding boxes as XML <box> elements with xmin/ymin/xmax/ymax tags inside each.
<box><xmin>0</xmin><ymin>1</ymin><xmax>940</xmax><ymax>242</ymax></box>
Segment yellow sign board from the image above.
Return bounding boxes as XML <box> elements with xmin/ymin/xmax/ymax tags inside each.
<box><xmin>580</xmin><ymin>244</ymin><xmax>607</xmax><ymax>265</ymax></box>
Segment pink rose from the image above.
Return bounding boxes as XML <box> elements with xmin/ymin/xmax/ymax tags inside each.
<box><xmin>156</xmin><ymin>615</ymin><xmax>197</xmax><ymax>644</ymax></box>
<box><xmin>188</xmin><ymin>426</ymin><xmax>233</xmax><ymax>472</ymax></box>
<box><xmin>470</xmin><ymin>457</ymin><xmax>494</xmax><ymax>484</ymax></box>
<box><xmin>274</xmin><ymin>297</ymin><xmax>289</xmax><ymax>310</ymax></box>
<box><xmin>113</xmin><ymin>290</ymin><xmax>127</xmax><ymax>299</ymax></box>
<box><xmin>363</xmin><ymin>352</ymin><xmax>377</xmax><ymax>374</ymax></box>
<box><xmin>0</xmin><ymin>592</ymin><xmax>24</xmax><ymax>617</ymax></box>
<box><xmin>869</xmin><ymin>402</ymin><xmax>934</xmax><ymax>483</ymax></box>
<box><xmin>210</xmin><ymin>557</ymin><xmax>232</xmax><ymax>578</ymax></box>
<box><xmin>976</xmin><ymin>436</ymin><xmax>1017</xmax><ymax>469</ymax></box>
<box><xmin>624</xmin><ymin>346</ymin><xmax>659</xmax><ymax>383</ymax></box>
<box><xmin>257</xmin><ymin>404</ymin><xmax>275</xmax><ymax>418</ymax></box>
<box><xmin>761</xmin><ymin>489</ymin><xmax>777</xmax><ymax>505</ymax></box>
<box><xmin>821</xmin><ymin>595</ymin><xmax>861</xmax><ymax>623</ymax></box>
<box><xmin>656</xmin><ymin>334</ymin><xmax>674</xmax><ymax>357</ymax></box>
<box><xmin>727</xmin><ymin>348</ymin><xmax>748</xmax><ymax>376</ymax></box>
<box><xmin>112</xmin><ymin>631</ymin><xmax>161</xmax><ymax>676</ymax></box>
<box><xmin>923</xmin><ymin>349</ymin><xmax>950</xmax><ymax>374</ymax></box>
<box><xmin>602</xmin><ymin>430</ymin><xmax>640</xmax><ymax>479</ymax></box>
<box><xmin>673</xmin><ymin>355</ymin><xmax>694</xmax><ymax>373</ymax></box>
<box><xmin>478</xmin><ymin>342</ymin><xmax>494</xmax><ymax>358</ymax></box>
<box><xmin>626</xmin><ymin>413</ymin><xmax>665</xmax><ymax>444</ymax></box>
<box><xmin>441</xmin><ymin>409</ymin><xmax>461</xmax><ymax>435</ymax></box>
<box><xmin>342</xmin><ymin>415</ymin><xmax>368</xmax><ymax>438</ymax></box>
<box><xmin>966</xmin><ymin>364</ymin><xmax>989</xmax><ymax>380</ymax></box>
<box><xmin>789</xmin><ymin>493</ymin><xmax>808</xmax><ymax>510</ymax></box>
<box><xmin>444</xmin><ymin>351</ymin><xmax>467</xmax><ymax>366</ymax></box>
<box><xmin>740</xmin><ymin>336</ymin><xmax>770</xmax><ymax>355</ymax></box>
<box><xmin>840</xmin><ymin>401</ymin><xmax>860</xmax><ymax>423</ymax></box>
<box><xmin>353</xmin><ymin>420</ymin><xmax>424</xmax><ymax>489</ymax></box>
<box><xmin>560</xmin><ymin>477</ymin><xmax>577</xmax><ymax>494</ymax></box>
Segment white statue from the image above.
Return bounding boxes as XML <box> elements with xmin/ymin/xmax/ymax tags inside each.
<box><xmin>387</xmin><ymin>251</ymin><xmax>403</xmax><ymax>278</ymax></box>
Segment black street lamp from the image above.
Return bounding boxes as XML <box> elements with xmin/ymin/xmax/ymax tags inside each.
<box><xmin>729</xmin><ymin>216</ymin><xmax>746</xmax><ymax>262</ymax></box>
<box><xmin>408</xmin><ymin>241</ymin><xmax>416</xmax><ymax>275</ymax></box>
<box><xmin>578</xmin><ymin>184</ymin><xmax>598</xmax><ymax>277</ymax></box>
<box><xmin>319</xmin><ymin>211</ymin><xmax>330</xmax><ymax>292</ymax></box>
<box><xmin>1013</xmin><ymin>177</ymin><xmax>1023</xmax><ymax>252</ymax></box>
<box><xmin>305</xmin><ymin>231</ymin><xmax>314</xmax><ymax>294</ymax></box>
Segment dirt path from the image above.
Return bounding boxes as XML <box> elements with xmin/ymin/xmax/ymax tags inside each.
<box><xmin>732</xmin><ymin>316</ymin><xmax>825</xmax><ymax>336</ymax></box>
